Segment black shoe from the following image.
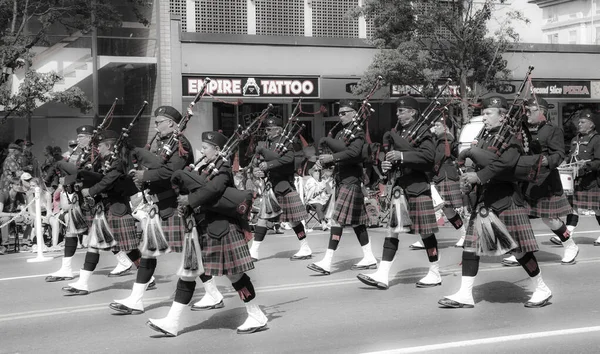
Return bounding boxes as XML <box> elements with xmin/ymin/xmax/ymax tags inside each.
<box><xmin>290</xmin><ymin>254</ymin><xmax>312</xmax><ymax>261</ymax></box>
<box><xmin>190</xmin><ymin>299</ymin><xmax>225</xmax><ymax>311</ymax></box>
<box><xmin>62</xmin><ymin>286</ymin><xmax>89</xmax><ymax>296</ymax></box>
<box><xmin>237</xmin><ymin>324</ymin><xmax>268</xmax><ymax>334</ymax></box>
<box><xmin>146</xmin><ymin>321</ymin><xmax>175</xmax><ymax>337</ymax></box>
<box><xmin>416</xmin><ymin>281</ymin><xmax>442</xmax><ymax>288</ymax></box>
<box><xmin>307</xmin><ymin>263</ymin><xmax>330</xmax><ymax>275</ymax></box>
<box><xmin>351</xmin><ymin>263</ymin><xmax>377</xmax><ymax>270</ymax></box>
<box><xmin>438</xmin><ymin>298</ymin><xmax>474</xmax><ymax>308</ymax></box>
<box><xmin>524</xmin><ymin>294</ymin><xmax>552</xmax><ymax>308</ymax></box>
<box><xmin>45</xmin><ymin>275</ymin><xmax>74</xmax><ymax>282</ymax></box>
<box><xmin>107</xmin><ymin>265</ymin><xmax>133</xmax><ymax>277</ymax></box>
<box><xmin>109</xmin><ymin>302</ymin><xmax>144</xmax><ymax>315</ymax></box>
<box><xmin>356</xmin><ymin>274</ymin><xmax>388</xmax><ymax>290</ymax></box>
<box><xmin>147</xmin><ymin>280</ymin><xmax>157</xmax><ymax>290</ymax></box>
<box><xmin>550</xmin><ymin>236</ymin><xmax>563</xmax><ymax>246</ymax></box>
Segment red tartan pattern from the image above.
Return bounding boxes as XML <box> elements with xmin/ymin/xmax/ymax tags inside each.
<box><xmin>277</xmin><ymin>191</ymin><xmax>309</xmax><ymax>223</ymax></box>
<box><xmin>527</xmin><ymin>193</ymin><xmax>573</xmax><ymax>218</ymax></box>
<box><xmin>464</xmin><ymin>202</ymin><xmax>538</xmax><ymax>254</ymax></box>
<box><xmin>573</xmin><ymin>186</ymin><xmax>600</xmax><ymax>210</ymax></box>
<box><xmin>406</xmin><ymin>195</ymin><xmax>439</xmax><ymax>235</ymax></box>
<box><xmin>161</xmin><ymin>214</ymin><xmax>185</xmax><ymax>253</ymax></box>
<box><xmin>107</xmin><ymin>213</ymin><xmax>140</xmax><ymax>252</ymax></box>
<box><xmin>436</xmin><ymin>179</ymin><xmax>463</xmax><ymax>208</ymax></box>
<box><xmin>333</xmin><ymin>184</ymin><xmax>369</xmax><ymax>226</ymax></box>
<box><xmin>200</xmin><ymin>223</ymin><xmax>254</xmax><ymax>276</ymax></box>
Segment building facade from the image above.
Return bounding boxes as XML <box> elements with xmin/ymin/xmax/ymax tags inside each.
<box><xmin>530</xmin><ymin>0</ymin><xmax>600</xmax><ymax>45</ymax></box>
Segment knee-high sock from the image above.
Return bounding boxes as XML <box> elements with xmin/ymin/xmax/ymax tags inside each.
<box><xmin>462</xmin><ymin>251</ymin><xmax>480</xmax><ymax>277</ymax></box>
<box><xmin>446</xmin><ymin>211</ymin><xmax>464</xmax><ymax>230</ymax></box>
<box><xmin>231</xmin><ymin>273</ymin><xmax>256</xmax><ymax>303</ymax></box>
<box><xmin>199</xmin><ymin>273</ymin><xmax>212</xmax><ymax>283</ymax></box>
<box><xmin>566</xmin><ymin>214</ymin><xmax>579</xmax><ymax>228</ymax></box>
<box><xmin>135</xmin><ymin>257</ymin><xmax>157</xmax><ymax>284</ymax></box>
<box><xmin>517</xmin><ymin>252</ymin><xmax>540</xmax><ymax>277</ymax></box>
<box><xmin>328</xmin><ymin>226</ymin><xmax>344</xmax><ymax>250</ymax></box>
<box><xmin>64</xmin><ymin>237</ymin><xmax>78</xmax><ymax>258</ymax></box>
<box><xmin>382</xmin><ymin>237</ymin><xmax>399</xmax><ymax>262</ymax></box>
<box><xmin>254</xmin><ymin>226</ymin><xmax>268</xmax><ymax>242</ymax></box>
<box><xmin>422</xmin><ymin>234</ymin><xmax>439</xmax><ymax>262</ymax></box>
<box><xmin>82</xmin><ymin>252</ymin><xmax>100</xmax><ymax>272</ymax></box>
<box><xmin>552</xmin><ymin>223</ymin><xmax>570</xmax><ymax>242</ymax></box>
<box><xmin>173</xmin><ymin>278</ymin><xmax>196</xmax><ymax>305</ymax></box>
<box><xmin>127</xmin><ymin>249</ymin><xmax>141</xmax><ymax>262</ymax></box>
<box><xmin>353</xmin><ymin>225</ymin><xmax>369</xmax><ymax>247</ymax></box>
<box><xmin>292</xmin><ymin>223</ymin><xmax>306</xmax><ymax>241</ymax></box>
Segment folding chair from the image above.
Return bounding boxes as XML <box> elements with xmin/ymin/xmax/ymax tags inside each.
<box><xmin>305</xmin><ymin>204</ymin><xmax>321</xmax><ymax>230</ymax></box>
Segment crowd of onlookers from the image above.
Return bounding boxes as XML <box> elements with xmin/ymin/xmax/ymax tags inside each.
<box><xmin>0</xmin><ymin>139</ymin><xmax>77</xmax><ymax>255</ymax></box>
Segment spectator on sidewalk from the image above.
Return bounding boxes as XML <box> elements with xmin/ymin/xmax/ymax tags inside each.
<box><xmin>0</xmin><ymin>144</ymin><xmax>24</xmax><ymax>194</ymax></box>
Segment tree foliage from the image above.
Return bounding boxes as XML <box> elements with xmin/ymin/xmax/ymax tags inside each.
<box><xmin>353</xmin><ymin>0</ymin><xmax>529</xmax><ymax>124</ymax></box>
<box><xmin>0</xmin><ymin>0</ymin><xmax>151</xmax><ymax>124</ymax></box>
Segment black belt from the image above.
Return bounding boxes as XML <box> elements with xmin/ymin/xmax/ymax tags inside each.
<box><xmin>149</xmin><ymin>189</ymin><xmax>177</xmax><ymax>203</ymax></box>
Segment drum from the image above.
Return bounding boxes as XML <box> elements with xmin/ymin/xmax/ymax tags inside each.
<box><xmin>558</xmin><ymin>166</ymin><xmax>576</xmax><ymax>195</ymax></box>
<box><xmin>458</xmin><ymin>116</ymin><xmax>484</xmax><ymax>154</ymax></box>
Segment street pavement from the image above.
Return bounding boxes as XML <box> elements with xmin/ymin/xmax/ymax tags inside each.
<box><xmin>2</xmin><ymin>217</ymin><xmax>600</xmax><ymax>354</ymax></box>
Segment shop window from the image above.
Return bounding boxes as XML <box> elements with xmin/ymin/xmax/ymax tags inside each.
<box><xmin>255</xmin><ymin>0</ymin><xmax>304</xmax><ymax>36</ymax></box>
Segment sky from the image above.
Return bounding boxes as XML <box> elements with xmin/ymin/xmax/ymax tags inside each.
<box><xmin>488</xmin><ymin>0</ymin><xmax>545</xmax><ymax>43</ymax></box>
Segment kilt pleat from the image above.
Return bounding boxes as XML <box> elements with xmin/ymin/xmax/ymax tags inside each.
<box><xmin>277</xmin><ymin>191</ymin><xmax>309</xmax><ymax>223</ymax></box>
<box><xmin>464</xmin><ymin>202</ymin><xmax>538</xmax><ymax>254</ymax></box>
<box><xmin>107</xmin><ymin>213</ymin><xmax>139</xmax><ymax>252</ymax></box>
<box><xmin>161</xmin><ymin>214</ymin><xmax>185</xmax><ymax>253</ymax></box>
<box><xmin>406</xmin><ymin>195</ymin><xmax>439</xmax><ymax>235</ymax></box>
<box><xmin>201</xmin><ymin>223</ymin><xmax>254</xmax><ymax>276</ymax></box>
<box><xmin>436</xmin><ymin>179</ymin><xmax>463</xmax><ymax>208</ymax></box>
<box><xmin>333</xmin><ymin>184</ymin><xmax>369</xmax><ymax>226</ymax></box>
<box><xmin>573</xmin><ymin>186</ymin><xmax>600</xmax><ymax>210</ymax></box>
<box><xmin>527</xmin><ymin>194</ymin><xmax>573</xmax><ymax>218</ymax></box>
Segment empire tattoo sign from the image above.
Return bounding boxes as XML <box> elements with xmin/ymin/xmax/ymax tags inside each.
<box><xmin>184</xmin><ymin>76</ymin><xmax>319</xmax><ymax>98</ymax></box>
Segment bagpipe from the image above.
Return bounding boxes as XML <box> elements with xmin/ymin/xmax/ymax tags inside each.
<box><xmin>159</xmin><ymin>77</ymin><xmax>211</xmax><ymax>161</ymax></box>
<box><xmin>457</xmin><ymin>67</ymin><xmax>545</xmax><ymax>183</ymax></box>
<box><xmin>273</xmin><ymin>99</ymin><xmax>306</xmax><ymax>156</ymax></box>
<box><xmin>77</xmin><ymin>101</ymin><xmax>149</xmax><ymax>199</ymax></box>
<box><xmin>76</xmin><ymin>97</ymin><xmax>119</xmax><ymax>170</ymax></box>
<box><xmin>172</xmin><ymin>105</ymin><xmax>274</xmax><ymax>224</ymax></box>
<box><xmin>318</xmin><ymin>76</ymin><xmax>383</xmax><ymax>163</ymax></box>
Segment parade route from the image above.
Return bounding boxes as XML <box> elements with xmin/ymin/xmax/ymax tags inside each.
<box><xmin>2</xmin><ymin>217</ymin><xmax>600</xmax><ymax>354</ymax></box>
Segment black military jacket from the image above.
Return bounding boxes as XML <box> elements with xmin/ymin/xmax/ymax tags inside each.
<box><xmin>259</xmin><ymin>136</ymin><xmax>296</xmax><ymax>197</ymax></box>
<box><xmin>432</xmin><ymin>135</ymin><xmax>459</xmax><ymax>184</ymax></box>
<box><xmin>88</xmin><ymin>158</ymin><xmax>131</xmax><ymax>216</ymax></box>
<box><xmin>386</xmin><ymin>123</ymin><xmax>434</xmax><ymax>197</ymax></box>
<box><xmin>330</xmin><ymin>128</ymin><xmax>365</xmax><ymax>186</ymax></box>
<box><xmin>473</xmin><ymin>127</ymin><xmax>525</xmax><ymax>212</ymax></box>
<box><xmin>142</xmin><ymin>134</ymin><xmax>194</xmax><ymax>218</ymax></box>
<box><xmin>570</xmin><ymin>132</ymin><xmax>600</xmax><ymax>190</ymax></box>
<box><xmin>524</xmin><ymin>121</ymin><xmax>565</xmax><ymax>200</ymax></box>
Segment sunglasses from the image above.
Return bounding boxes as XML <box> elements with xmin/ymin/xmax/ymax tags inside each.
<box><xmin>339</xmin><ymin>110</ymin><xmax>354</xmax><ymax>116</ymax></box>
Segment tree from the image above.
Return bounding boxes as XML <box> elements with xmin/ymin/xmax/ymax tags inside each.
<box><xmin>0</xmin><ymin>0</ymin><xmax>151</xmax><ymax>124</ymax></box>
<box><xmin>353</xmin><ymin>0</ymin><xmax>528</xmax><ymax>125</ymax></box>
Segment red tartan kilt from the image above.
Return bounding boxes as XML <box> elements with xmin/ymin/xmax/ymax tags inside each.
<box><xmin>406</xmin><ymin>194</ymin><xmax>439</xmax><ymax>235</ymax></box>
<box><xmin>107</xmin><ymin>213</ymin><xmax>140</xmax><ymax>252</ymax></box>
<box><xmin>573</xmin><ymin>186</ymin><xmax>600</xmax><ymax>210</ymax></box>
<box><xmin>464</xmin><ymin>202</ymin><xmax>538</xmax><ymax>254</ymax></box>
<box><xmin>436</xmin><ymin>179</ymin><xmax>463</xmax><ymax>208</ymax></box>
<box><xmin>277</xmin><ymin>191</ymin><xmax>308</xmax><ymax>223</ymax></box>
<box><xmin>200</xmin><ymin>223</ymin><xmax>254</xmax><ymax>276</ymax></box>
<box><xmin>527</xmin><ymin>194</ymin><xmax>573</xmax><ymax>218</ymax></box>
<box><xmin>161</xmin><ymin>214</ymin><xmax>185</xmax><ymax>253</ymax></box>
<box><xmin>333</xmin><ymin>184</ymin><xmax>369</xmax><ymax>226</ymax></box>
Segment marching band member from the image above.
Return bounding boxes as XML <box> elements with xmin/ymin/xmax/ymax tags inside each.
<box><xmin>147</xmin><ymin>131</ymin><xmax>267</xmax><ymax>336</ymax></box>
<box><xmin>502</xmin><ymin>97</ymin><xmax>578</xmax><ymax>266</ymax></box>
<box><xmin>249</xmin><ymin>116</ymin><xmax>312</xmax><ymax>261</ymax></box>
<box><xmin>307</xmin><ymin>99</ymin><xmax>377</xmax><ymax>275</ymax></box>
<box><xmin>439</xmin><ymin>96</ymin><xmax>552</xmax><ymax>309</ymax></box>
<box><xmin>357</xmin><ymin>97</ymin><xmax>442</xmax><ymax>289</ymax></box>
<box><xmin>46</xmin><ymin>125</ymin><xmax>95</xmax><ymax>282</ymax></box>
<box><xmin>563</xmin><ymin>110</ymin><xmax>600</xmax><ymax>246</ymax></box>
<box><xmin>109</xmin><ymin>106</ymin><xmax>193</xmax><ymax>314</ymax></box>
<box><xmin>61</xmin><ymin>130</ymin><xmax>140</xmax><ymax>295</ymax></box>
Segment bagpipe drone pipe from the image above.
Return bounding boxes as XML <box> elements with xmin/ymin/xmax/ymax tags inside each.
<box><xmin>318</xmin><ymin>76</ymin><xmax>383</xmax><ymax>166</ymax></box>
<box><xmin>76</xmin><ymin>97</ymin><xmax>119</xmax><ymax>170</ymax></box>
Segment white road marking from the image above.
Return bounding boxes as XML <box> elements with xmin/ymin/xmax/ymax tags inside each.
<box><xmin>362</xmin><ymin>325</ymin><xmax>600</xmax><ymax>353</ymax></box>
